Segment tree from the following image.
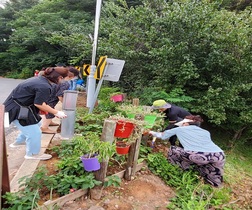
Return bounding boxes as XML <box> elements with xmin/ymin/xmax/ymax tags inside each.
<box><xmin>0</xmin><ymin>0</ymin><xmax>95</xmax><ymax>75</ymax></box>
<box><xmin>98</xmin><ymin>0</ymin><xmax>252</xmax><ymax>137</ymax></box>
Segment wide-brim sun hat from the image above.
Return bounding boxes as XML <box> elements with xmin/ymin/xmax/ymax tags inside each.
<box><xmin>151</xmin><ymin>99</ymin><xmax>171</xmax><ymax>109</ymax></box>
<box><xmin>175</xmin><ymin>119</ymin><xmax>194</xmax><ymax>127</ymax></box>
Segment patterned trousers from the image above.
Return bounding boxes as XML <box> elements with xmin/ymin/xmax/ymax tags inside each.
<box><xmin>168</xmin><ymin>146</ymin><xmax>225</xmax><ymax>187</ymax></box>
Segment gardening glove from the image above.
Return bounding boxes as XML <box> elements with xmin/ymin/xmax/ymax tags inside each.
<box><xmin>55</xmin><ymin>111</ymin><xmax>67</xmax><ymax>119</ymax></box>
<box><xmin>149</xmin><ymin>131</ymin><xmax>162</xmax><ymax>139</ymax></box>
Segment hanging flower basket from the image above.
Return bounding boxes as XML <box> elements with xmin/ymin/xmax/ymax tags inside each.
<box><xmin>114</xmin><ymin>120</ymin><xmax>135</xmax><ymax>138</ymax></box>
<box><xmin>116</xmin><ymin>141</ymin><xmax>131</xmax><ymax>155</ymax></box>
<box><xmin>80</xmin><ymin>155</ymin><xmax>101</xmax><ymax>172</ymax></box>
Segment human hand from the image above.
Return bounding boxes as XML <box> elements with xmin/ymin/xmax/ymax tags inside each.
<box><xmin>149</xmin><ymin>131</ymin><xmax>162</xmax><ymax>138</ymax></box>
<box><xmin>149</xmin><ymin>131</ymin><xmax>156</xmax><ymax>136</ymax></box>
<box><xmin>55</xmin><ymin>111</ymin><xmax>67</xmax><ymax>119</ymax></box>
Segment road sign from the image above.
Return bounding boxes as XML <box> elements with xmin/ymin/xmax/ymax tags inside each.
<box><xmin>102</xmin><ymin>58</ymin><xmax>125</xmax><ymax>82</ymax></box>
<box><xmin>95</xmin><ymin>56</ymin><xmax>107</xmax><ymax>79</ymax></box>
<box><xmin>75</xmin><ymin>65</ymin><xmax>90</xmax><ymax>77</ymax></box>
<box><xmin>75</xmin><ymin>56</ymin><xmax>107</xmax><ymax>80</ymax></box>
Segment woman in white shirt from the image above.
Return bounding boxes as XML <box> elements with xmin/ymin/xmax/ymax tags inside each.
<box><xmin>149</xmin><ymin>118</ymin><xmax>225</xmax><ymax>187</ymax></box>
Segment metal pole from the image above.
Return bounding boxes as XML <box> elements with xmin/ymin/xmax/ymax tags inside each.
<box><xmin>87</xmin><ymin>0</ymin><xmax>102</xmax><ymax>108</ymax></box>
<box><xmin>88</xmin><ymin>63</ymin><xmax>109</xmax><ymax>113</ymax></box>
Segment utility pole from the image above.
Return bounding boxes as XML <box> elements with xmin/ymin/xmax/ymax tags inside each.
<box><xmin>87</xmin><ymin>0</ymin><xmax>102</xmax><ymax>109</ymax></box>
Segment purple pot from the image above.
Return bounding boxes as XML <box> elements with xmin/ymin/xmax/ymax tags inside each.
<box><xmin>80</xmin><ymin>155</ymin><xmax>101</xmax><ymax>172</ymax></box>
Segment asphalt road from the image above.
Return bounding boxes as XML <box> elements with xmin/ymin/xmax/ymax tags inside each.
<box><xmin>0</xmin><ymin>77</ymin><xmax>24</xmax><ymax>104</ymax></box>
<box><xmin>1</xmin><ymin>77</ymin><xmax>23</xmax><ymax>136</ymax></box>
<box><xmin>0</xmin><ymin>77</ymin><xmax>25</xmax><ymax>180</ymax></box>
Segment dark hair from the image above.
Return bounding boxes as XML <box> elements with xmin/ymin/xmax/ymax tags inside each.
<box><xmin>188</xmin><ymin>122</ymin><xmax>201</xmax><ymax>126</ymax></box>
<box><xmin>185</xmin><ymin>115</ymin><xmax>203</xmax><ymax>127</ymax></box>
<box><xmin>68</xmin><ymin>66</ymin><xmax>80</xmax><ymax>77</ymax></box>
<box><xmin>185</xmin><ymin>115</ymin><xmax>203</xmax><ymax>122</ymax></box>
<box><xmin>43</xmin><ymin>67</ymin><xmax>69</xmax><ymax>84</ymax></box>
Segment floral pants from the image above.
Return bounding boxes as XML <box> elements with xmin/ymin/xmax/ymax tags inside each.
<box><xmin>168</xmin><ymin>146</ymin><xmax>225</xmax><ymax>187</ymax></box>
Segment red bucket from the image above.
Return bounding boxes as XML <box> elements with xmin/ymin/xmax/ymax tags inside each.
<box><xmin>116</xmin><ymin>141</ymin><xmax>130</xmax><ymax>155</ymax></box>
<box><xmin>114</xmin><ymin>120</ymin><xmax>134</xmax><ymax>138</ymax></box>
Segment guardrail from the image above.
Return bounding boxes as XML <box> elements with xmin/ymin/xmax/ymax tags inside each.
<box><xmin>0</xmin><ymin>105</ymin><xmax>10</xmax><ymax>209</ymax></box>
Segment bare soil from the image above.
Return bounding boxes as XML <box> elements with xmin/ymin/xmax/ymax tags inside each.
<box><xmin>40</xmin><ymin>139</ymin><xmax>175</xmax><ymax>209</ymax></box>
<box><xmin>38</xmin><ymin>91</ymin><xmax>252</xmax><ymax>210</ymax></box>
<box><xmin>62</xmin><ymin>172</ymin><xmax>175</xmax><ymax>210</ymax></box>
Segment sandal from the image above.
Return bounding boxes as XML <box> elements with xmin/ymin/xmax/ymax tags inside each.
<box><xmin>49</xmin><ymin>122</ymin><xmax>60</xmax><ymax>126</ymax></box>
<box><xmin>41</xmin><ymin>128</ymin><xmax>56</xmax><ymax>134</ymax></box>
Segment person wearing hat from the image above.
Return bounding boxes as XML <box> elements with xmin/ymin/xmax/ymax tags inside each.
<box><xmin>151</xmin><ymin>99</ymin><xmax>192</xmax><ymax>146</ymax></box>
<box><xmin>148</xmin><ymin>120</ymin><xmax>225</xmax><ymax>187</ymax></box>
<box><xmin>4</xmin><ymin>67</ymin><xmax>69</xmax><ymax>160</ymax></box>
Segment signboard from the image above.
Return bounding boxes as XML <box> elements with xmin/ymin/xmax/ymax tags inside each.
<box><xmin>102</xmin><ymin>58</ymin><xmax>125</xmax><ymax>82</ymax></box>
<box><xmin>75</xmin><ymin>56</ymin><xmax>107</xmax><ymax>80</ymax></box>
<box><xmin>95</xmin><ymin>56</ymin><xmax>107</xmax><ymax>79</ymax></box>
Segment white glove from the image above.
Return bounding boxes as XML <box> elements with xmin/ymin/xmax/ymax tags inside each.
<box><xmin>149</xmin><ymin>131</ymin><xmax>162</xmax><ymax>139</ymax></box>
<box><xmin>55</xmin><ymin>111</ymin><xmax>67</xmax><ymax>119</ymax></box>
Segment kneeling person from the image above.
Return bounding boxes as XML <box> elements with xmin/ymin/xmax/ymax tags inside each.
<box><xmin>149</xmin><ymin>119</ymin><xmax>225</xmax><ymax>187</ymax></box>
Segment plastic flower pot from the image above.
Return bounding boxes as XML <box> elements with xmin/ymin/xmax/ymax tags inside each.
<box><xmin>114</xmin><ymin>120</ymin><xmax>135</xmax><ymax>138</ymax></box>
<box><xmin>110</xmin><ymin>94</ymin><xmax>124</xmax><ymax>102</ymax></box>
<box><xmin>144</xmin><ymin>115</ymin><xmax>157</xmax><ymax>129</ymax></box>
<box><xmin>116</xmin><ymin>141</ymin><xmax>130</xmax><ymax>155</ymax></box>
<box><xmin>80</xmin><ymin>155</ymin><xmax>101</xmax><ymax>172</ymax></box>
<box><xmin>127</xmin><ymin>113</ymin><xmax>135</xmax><ymax>119</ymax></box>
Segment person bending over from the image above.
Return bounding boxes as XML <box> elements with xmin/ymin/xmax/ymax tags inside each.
<box><xmin>4</xmin><ymin>67</ymin><xmax>68</xmax><ymax>160</ymax></box>
<box><xmin>151</xmin><ymin>99</ymin><xmax>192</xmax><ymax>146</ymax></box>
<box><xmin>149</xmin><ymin>119</ymin><xmax>225</xmax><ymax>187</ymax></box>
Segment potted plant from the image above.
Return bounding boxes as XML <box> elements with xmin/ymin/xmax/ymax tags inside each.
<box><xmin>115</xmin><ymin>140</ymin><xmax>131</xmax><ymax>155</ymax></box>
<box><xmin>72</xmin><ymin>132</ymin><xmax>116</xmax><ymax>171</ymax></box>
<box><xmin>116</xmin><ymin>104</ymin><xmax>164</xmax><ymax>129</ymax></box>
<box><xmin>116</xmin><ymin>104</ymin><xmax>143</xmax><ymax>119</ymax></box>
<box><xmin>109</xmin><ymin>115</ymin><xmax>146</xmax><ymax>155</ymax></box>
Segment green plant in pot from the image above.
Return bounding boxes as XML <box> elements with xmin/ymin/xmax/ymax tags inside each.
<box><xmin>116</xmin><ymin>104</ymin><xmax>140</xmax><ymax>119</ymax></box>
<box><xmin>116</xmin><ymin>105</ymin><xmax>164</xmax><ymax>129</ymax></box>
<box><xmin>109</xmin><ymin>115</ymin><xmax>146</xmax><ymax>155</ymax></box>
<box><xmin>72</xmin><ymin>132</ymin><xmax>116</xmax><ymax>171</ymax></box>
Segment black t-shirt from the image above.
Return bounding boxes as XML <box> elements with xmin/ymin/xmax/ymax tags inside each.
<box><xmin>164</xmin><ymin>104</ymin><xmax>191</xmax><ymax>122</ymax></box>
<box><xmin>4</xmin><ymin>76</ymin><xmax>52</xmax><ymax>123</ymax></box>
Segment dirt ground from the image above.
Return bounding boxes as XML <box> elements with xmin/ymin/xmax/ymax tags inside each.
<box><xmin>39</xmin><ymin>91</ymin><xmax>252</xmax><ymax>210</ymax></box>
<box><xmin>62</xmin><ymin>172</ymin><xmax>175</xmax><ymax>210</ymax></box>
<box><xmin>41</xmin><ymin>140</ymin><xmax>175</xmax><ymax>210</ymax></box>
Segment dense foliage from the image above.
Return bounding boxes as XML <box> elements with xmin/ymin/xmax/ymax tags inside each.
<box><xmin>99</xmin><ymin>0</ymin><xmax>252</xmax><ymax>137</ymax></box>
<box><xmin>0</xmin><ymin>0</ymin><xmax>252</xmax><ymax>138</ymax></box>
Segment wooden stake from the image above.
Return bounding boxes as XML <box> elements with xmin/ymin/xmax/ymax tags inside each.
<box><xmin>94</xmin><ymin>120</ymin><xmax>116</xmax><ymax>182</ymax></box>
<box><xmin>132</xmin><ymin>98</ymin><xmax>139</xmax><ymax>106</ymax></box>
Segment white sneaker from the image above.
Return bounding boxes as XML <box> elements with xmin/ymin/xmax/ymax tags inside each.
<box><xmin>9</xmin><ymin>141</ymin><xmax>26</xmax><ymax>148</ymax></box>
<box><xmin>24</xmin><ymin>154</ymin><xmax>52</xmax><ymax>160</ymax></box>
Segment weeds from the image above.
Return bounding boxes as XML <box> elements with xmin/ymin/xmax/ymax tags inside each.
<box><xmin>146</xmin><ymin>152</ymin><xmax>233</xmax><ymax>209</ymax></box>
